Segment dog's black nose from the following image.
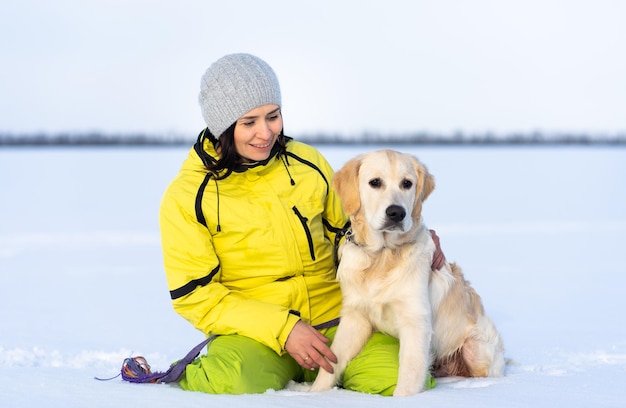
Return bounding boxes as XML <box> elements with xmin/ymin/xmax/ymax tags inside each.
<box><xmin>386</xmin><ymin>205</ymin><xmax>406</xmax><ymax>222</ymax></box>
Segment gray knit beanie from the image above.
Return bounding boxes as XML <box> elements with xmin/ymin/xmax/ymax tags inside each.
<box><xmin>199</xmin><ymin>53</ymin><xmax>282</xmax><ymax>138</ymax></box>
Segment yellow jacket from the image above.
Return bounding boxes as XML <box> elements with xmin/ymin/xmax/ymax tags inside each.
<box><xmin>160</xmin><ymin>135</ymin><xmax>348</xmax><ymax>354</ymax></box>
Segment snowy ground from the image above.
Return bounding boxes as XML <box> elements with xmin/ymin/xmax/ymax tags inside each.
<box><xmin>1</xmin><ymin>144</ymin><xmax>625</xmax><ymax>407</ymax></box>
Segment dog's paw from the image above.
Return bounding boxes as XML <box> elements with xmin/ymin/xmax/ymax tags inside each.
<box><xmin>284</xmin><ymin>380</ymin><xmax>314</xmax><ymax>392</ymax></box>
<box><xmin>394</xmin><ymin>374</ymin><xmax>433</xmax><ymax>397</ymax></box>
<box><xmin>393</xmin><ymin>384</ymin><xmax>423</xmax><ymax>397</ymax></box>
<box><xmin>309</xmin><ymin>371</ymin><xmax>337</xmax><ymax>392</ymax></box>
<box><xmin>309</xmin><ymin>382</ymin><xmax>333</xmax><ymax>392</ymax></box>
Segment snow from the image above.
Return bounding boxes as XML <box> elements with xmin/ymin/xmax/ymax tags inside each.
<box><xmin>1</xmin><ymin>145</ymin><xmax>625</xmax><ymax>407</ymax></box>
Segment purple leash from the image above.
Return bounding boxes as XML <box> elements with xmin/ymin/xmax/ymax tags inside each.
<box><xmin>104</xmin><ymin>318</ymin><xmax>339</xmax><ymax>384</ymax></box>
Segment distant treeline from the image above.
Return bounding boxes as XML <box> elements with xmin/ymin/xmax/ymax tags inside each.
<box><xmin>1</xmin><ymin>131</ymin><xmax>625</xmax><ymax>146</ymax></box>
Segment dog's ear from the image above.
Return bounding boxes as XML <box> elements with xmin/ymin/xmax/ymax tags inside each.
<box><xmin>332</xmin><ymin>156</ymin><xmax>362</xmax><ymax>215</ymax></box>
<box><xmin>413</xmin><ymin>156</ymin><xmax>435</xmax><ymax>203</ymax></box>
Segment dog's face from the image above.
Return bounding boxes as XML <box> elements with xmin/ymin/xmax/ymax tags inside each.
<box><xmin>333</xmin><ymin>150</ymin><xmax>435</xmax><ymax>247</ymax></box>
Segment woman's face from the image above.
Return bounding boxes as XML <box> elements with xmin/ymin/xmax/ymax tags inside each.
<box><xmin>234</xmin><ymin>104</ymin><xmax>283</xmax><ymax>162</ymax></box>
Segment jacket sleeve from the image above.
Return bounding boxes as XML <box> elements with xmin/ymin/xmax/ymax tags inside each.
<box><xmin>159</xmin><ymin>183</ymin><xmax>299</xmax><ymax>355</ymax></box>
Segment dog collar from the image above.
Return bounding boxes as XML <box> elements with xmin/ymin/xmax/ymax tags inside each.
<box><xmin>345</xmin><ymin>229</ymin><xmax>361</xmax><ymax>247</ymax></box>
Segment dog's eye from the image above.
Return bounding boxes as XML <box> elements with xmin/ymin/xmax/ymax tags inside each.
<box><xmin>369</xmin><ymin>178</ymin><xmax>382</xmax><ymax>188</ymax></box>
<box><xmin>401</xmin><ymin>179</ymin><xmax>413</xmax><ymax>189</ymax></box>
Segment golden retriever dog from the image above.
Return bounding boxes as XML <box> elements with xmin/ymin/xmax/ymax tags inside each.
<box><xmin>310</xmin><ymin>149</ymin><xmax>505</xmax><ymax>396</ymax></box>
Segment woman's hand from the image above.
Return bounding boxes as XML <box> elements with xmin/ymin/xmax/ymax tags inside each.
<box><xmin>430</xmin><ymin>229</ymin><xmax>446</xmax><ymax>270</ymax></box>
<box><xmin>285</xmin><ymin>321</ymin><xmax>337</xmax><ymax>373</ymax></box>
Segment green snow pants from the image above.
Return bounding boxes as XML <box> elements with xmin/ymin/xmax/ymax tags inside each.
<box><xmin>178</xmin><ymin>326</ymin><xmax>436</xmax><ymax>395</ymax></box>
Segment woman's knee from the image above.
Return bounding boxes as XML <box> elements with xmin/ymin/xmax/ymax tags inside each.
<box><xmin>179</xmin><ymin>335</ymin><xmax>300</xmax><ymax>394</ymax></box>
<box><xmin>340</xmin><ymin>333</ymin><xmax>436</xmax><ymax>395</ymax></box>
<box><xmin>341</xmin><ymin>333</ymin><xmax>400</xmax><ymax>395</ymax></box>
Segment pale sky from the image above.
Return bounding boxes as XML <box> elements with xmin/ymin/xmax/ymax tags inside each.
<box><xmin>1</xmin><ymin>0</ymin><xmax>625</xmax><ymax>138</ymax></box>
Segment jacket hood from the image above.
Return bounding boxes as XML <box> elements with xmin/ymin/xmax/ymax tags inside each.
<box><xmin>185</xmin><ymin>128</ymin><xmax>295</xmax><ymax>233</ymax></box>
<box><xmin>191</xmin><ymin>128</ymin><xmax>290</xmax><ymax>178</ymax></box>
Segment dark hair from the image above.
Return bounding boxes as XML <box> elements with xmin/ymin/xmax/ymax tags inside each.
<box><xmin>195</xmin><ymin>123</ymin><xmax>287</xmax><ymax>180</ymax></box>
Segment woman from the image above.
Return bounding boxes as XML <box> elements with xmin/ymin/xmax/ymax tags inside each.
<box><xmin>159</xmin><ymin>53</ymin><xmax>443</xmax><ymax>395</ymax></box>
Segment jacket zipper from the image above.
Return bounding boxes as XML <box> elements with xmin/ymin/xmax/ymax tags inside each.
<box><xmin>292</xmin><ymin>206</ymin><xmax>316</xmax><ymax>260</ymax></box>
